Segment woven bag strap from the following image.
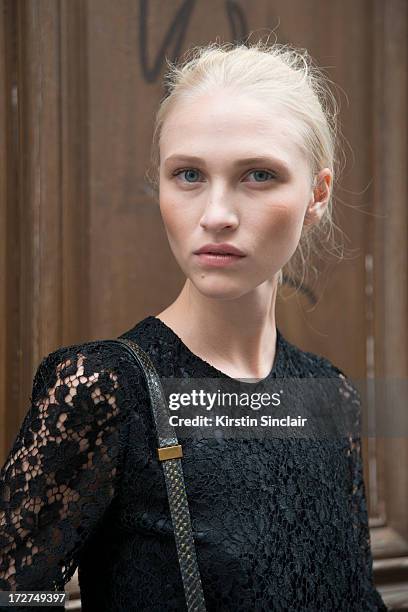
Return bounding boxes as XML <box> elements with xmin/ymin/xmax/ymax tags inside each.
<box><xmin>105</xmin><ymin>337</ymin><xmax>207</xmax><ymax>612</ymax></box>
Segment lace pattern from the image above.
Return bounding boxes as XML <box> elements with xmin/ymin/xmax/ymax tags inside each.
<box><xmin>0</xmin><ymin>317</ymin><xmax>387</xmax><ymax>611</ymax></box>
<box><xmin>0</xmin><ymin>343</ymin><xmax>134</xmax><ymax>598</ymax></box>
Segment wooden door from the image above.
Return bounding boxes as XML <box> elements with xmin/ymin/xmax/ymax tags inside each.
<box><xmin>0</xmin><ymin>1</ymin><xmax>407</xmax><ymax>607</ymax></box>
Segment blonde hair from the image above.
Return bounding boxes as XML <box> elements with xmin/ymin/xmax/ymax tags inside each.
<box><xmin>146</xmin><ymin>38</ymin><xmax>347</xmax><ymax>293</ymax></box>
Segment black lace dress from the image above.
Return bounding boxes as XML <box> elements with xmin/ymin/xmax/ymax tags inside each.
<box><xmin>0</xmin><ymin>315</ymin><xmax>387</xmax><ymax>611</ymax></box>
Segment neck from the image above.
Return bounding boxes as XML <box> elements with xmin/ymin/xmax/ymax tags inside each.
<box><xmin>155</xmin><ymin>277</ymin><xmax>279</xmax><ymax>380</ymax></box>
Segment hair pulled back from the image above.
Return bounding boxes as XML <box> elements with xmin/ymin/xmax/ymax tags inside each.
<box><xmin>146</xmin><ymin>38</ymin><xmax>346</xmax><ymax>292</ymax></box>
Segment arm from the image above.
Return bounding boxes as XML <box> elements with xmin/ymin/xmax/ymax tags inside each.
<box><xmin>0</xmin><ymin>343</ymin><xmax>131</xmax><ymax>604</ymax></box>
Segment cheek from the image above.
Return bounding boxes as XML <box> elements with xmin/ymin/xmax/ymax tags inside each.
<box><xmin>160</xmin><ymin>193</ymin><xmax>186</xmax><ymax>234</ymax></box>
<box><xmin>159</xmin><ymin>193</ymin><xmax>198</xmax><ymax>254</ymax></box>
<box><xmin>253</xmin><ymin>202</ymin><xmax>305</xmax><ymax>252</ymax></box>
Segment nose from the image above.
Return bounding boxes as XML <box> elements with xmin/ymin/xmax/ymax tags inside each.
<box><xmin>199</xmin><ymin>193</ymin><xmax>239</xmax><ymax>232</ymax></box>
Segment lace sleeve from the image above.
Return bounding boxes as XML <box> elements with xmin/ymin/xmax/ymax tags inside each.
<box><xmin>0</xmin><ymin>343</ymin><xmax>130</xmax><ymax>603</ymax></box>
<box><xmin>340</xmin><ymin>373</ymin><xmax>388</xmax><ymax>611</ymax></box>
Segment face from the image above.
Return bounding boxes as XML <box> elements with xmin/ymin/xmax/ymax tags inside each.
<box><xmin>159</xmin><ymin>88</ymin><xmax>331</xmax><ymax>299</ymax></box>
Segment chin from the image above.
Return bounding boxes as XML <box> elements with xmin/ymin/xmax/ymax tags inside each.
<box><xmin>189</xmin><ymin>274</ymin><xmax>253</xmax><ymax>300</ymax></box>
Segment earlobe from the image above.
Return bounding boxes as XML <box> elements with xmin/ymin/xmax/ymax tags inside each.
<box><xmin>303</xmin><ymin>199</ymin><xmax>327</xmax><ymax>227</ymax></box>
<box><xmin>303</xmin><ymin>206</ymin><xmax>317</xmax><ymax>227</ymax></box>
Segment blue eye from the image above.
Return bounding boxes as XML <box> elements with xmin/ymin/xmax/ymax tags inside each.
<box><xmin>247</xmin><ymin>170</ymin><xmax>276</xmax><ymax>182</ymax></box>
<box><xmin>174</xmin><ymin>168</ymin><xmax>202</xmax><ymax>183</ymax></box>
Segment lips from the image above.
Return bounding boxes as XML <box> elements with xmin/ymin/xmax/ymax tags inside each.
<box><xmin>194</xmin><ymin>243</ymin><xmax>245</xmax><ymax>257</ymax></box>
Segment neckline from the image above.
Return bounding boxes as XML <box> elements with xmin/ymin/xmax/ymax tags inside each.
<box><xmin>145</xmin><ymin>315</ymin><xmax>284</xmax><ymax>386</ymax></box>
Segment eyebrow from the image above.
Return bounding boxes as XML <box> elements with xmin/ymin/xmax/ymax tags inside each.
<box><xmin>164</xmin><ymin>154</ymin><xmax>290</xmax><ymax>173</ymax></box>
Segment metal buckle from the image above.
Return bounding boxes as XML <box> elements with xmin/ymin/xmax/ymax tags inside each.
<box><xmin>157</xmin><ymin>444</ymin><xmax>183</xmax><ymax>461</ymax></box>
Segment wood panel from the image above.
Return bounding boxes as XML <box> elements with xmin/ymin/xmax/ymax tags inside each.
<box><xmin>371</xmin><ymin>0</ymin><xmax>408</xmax><ymax>564</ymax></box>
<box><xmin>0</xmin><ymin>0</ymin><xmax>9</xmax><ymax>461</ymax></box>
<box><xmin>0</xmin><ymin>0</ymin><xmax>91</xmax><ymax>453</ymax></box>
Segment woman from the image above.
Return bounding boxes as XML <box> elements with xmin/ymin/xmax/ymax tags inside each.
<box><xmin>0</xmin><ymin>41</ymin><xmax>387</xmax><ymax>611</ymax></box>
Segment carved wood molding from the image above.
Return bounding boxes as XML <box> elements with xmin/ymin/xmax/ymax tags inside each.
<box><xmin>0</xmin><ymin>0</ymin><xmax>91</xmax><ymax>462</ymax></box>
<box><xmin>370</xmin><ymin>0</ymin><xmax>408</xmax><ymax>604</ymax></box>
<box><xmin>371</xmin><ymin>0</ymin><xmax>408</xmax><ymax>540</ymax></box>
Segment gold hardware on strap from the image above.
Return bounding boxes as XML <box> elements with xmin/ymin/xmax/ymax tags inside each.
<box><xmin>157</xmin><ymin>444</ymin><xmax>183</xmax><ymax>461</ymax></box>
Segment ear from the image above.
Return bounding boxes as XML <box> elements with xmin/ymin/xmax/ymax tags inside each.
<box><xmin>303</xmin><ymin>168</ymin><xmax>332</xmax><ymax>227</ymax></box>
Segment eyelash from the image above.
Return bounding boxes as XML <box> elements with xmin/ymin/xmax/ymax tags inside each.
<box><xmin>172</xmin><ymin>168</ymin><xmax>277</xmax><ymax>184</ymax></box>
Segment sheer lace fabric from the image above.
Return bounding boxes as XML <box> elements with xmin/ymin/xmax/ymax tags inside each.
<box><xmin>0</xmin><ymin>316</ymin><xmax>387</xmax><ymax>611</ymax></box>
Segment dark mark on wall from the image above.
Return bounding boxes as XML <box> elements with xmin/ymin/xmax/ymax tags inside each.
<box><xmin>226</xmin><ymin>0</ymin><xmax>248</xmax><ymax>44</ymax></box>
<box><xmin>139</xmin><ymin>0</ymin><xmax>249</xmax><ymax>84</ymax></box>
<box><xmin>139</xmin><ymin>0</ymin><xmax>197</xmax><ymax>83</ymax></box>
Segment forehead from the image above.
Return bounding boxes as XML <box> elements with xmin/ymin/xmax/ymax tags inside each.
<box><xmin>159</xmin><ymin>89</ymin><xmax>308</xmax><ymax>166</ymax></box>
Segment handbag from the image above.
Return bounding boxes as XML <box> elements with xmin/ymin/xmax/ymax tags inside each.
<box><xmin>104</xmin><ymin>337</ymin><xmax>207</xmax><ymax>612</ymax></box>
